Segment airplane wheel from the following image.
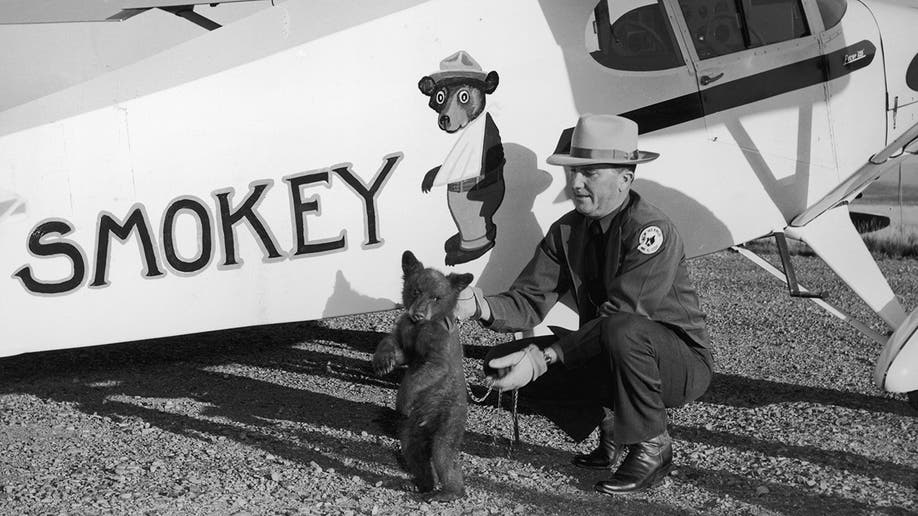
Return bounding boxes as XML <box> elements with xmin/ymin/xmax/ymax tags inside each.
<box><xmin>909</xmin><ymin>390</ymin><xmax>918</xmax><ymax>412</ymax></box>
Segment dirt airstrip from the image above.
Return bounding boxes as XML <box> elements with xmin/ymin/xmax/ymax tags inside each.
<box><xmin>1</xmin><ymin>249</ymin><xmax>916</xmax><ymax>515</ymax></box>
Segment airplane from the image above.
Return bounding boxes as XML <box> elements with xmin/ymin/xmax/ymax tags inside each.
<box><xmin>0</xmin><ymin>0</ymin><xmax>916</xmax><ymax>409</ymax></box>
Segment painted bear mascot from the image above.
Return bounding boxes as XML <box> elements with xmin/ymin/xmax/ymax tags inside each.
<box><xmin>418</xmin><ymin>51</ymin><xmax>506</xmax><ymax>266</ymax></box>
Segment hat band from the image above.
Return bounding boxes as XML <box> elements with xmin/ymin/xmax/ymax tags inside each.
<box><xmin>570</xmin><ymin>146</ymin><xmax>638</xmax><ymax>160</ymax></box>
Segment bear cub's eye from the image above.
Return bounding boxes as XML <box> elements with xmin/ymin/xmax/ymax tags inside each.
<box><xmin>435</xmin><ymin>90</ymin><xmax>446</xmax><ymax>104</ymax></box>
<box><xmin>458</xmin><ymin>90</ymin><xmax>470</xmax><ymax>104</ymax></box>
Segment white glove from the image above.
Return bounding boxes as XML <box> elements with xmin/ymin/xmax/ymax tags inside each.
<box><xmin>487</xmin><ymin>344</ymin><xmax>548</xmax><ymax>391</ymax></box>
<box><xmin>454</xmin><ymin>286</ymin><xmax>491</xmax><ymax>321</ymax></box>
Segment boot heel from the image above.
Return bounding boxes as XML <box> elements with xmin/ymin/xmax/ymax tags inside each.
<box><xmin>647</xmin><ymin>462</ymin><xmax>674</xmax><ymax>488</ymax></box>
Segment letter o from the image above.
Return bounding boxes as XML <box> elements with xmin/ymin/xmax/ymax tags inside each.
<box><xmin>162</xmin><ymin>198</ymin><xmax>213</xmax><ymax>274</ymax></box>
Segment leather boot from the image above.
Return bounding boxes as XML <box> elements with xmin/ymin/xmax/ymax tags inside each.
<box><xmin>571</xmin><ymin>424</ymin><xmax>623</xmax><ymax>470</ymax></box>
<box><xmin>594</xmin><ymin>431</ymin><xmax>673</xmax><ymax>494</ymax></box>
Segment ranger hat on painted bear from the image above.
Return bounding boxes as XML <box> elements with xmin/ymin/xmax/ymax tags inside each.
<box><xmin>429</xmin><ymin>50</ymin><xmax>492</xmax><ymax>85</ymax></box>
<box><xmin>547</xmin><ymin>114</ymin><xmax>660</xmax><ymax>167</ymax></box>
<box><xmin>420</xmin><ymin>50</ymin><xmax>499</xmax><ymax>95</ymax></box>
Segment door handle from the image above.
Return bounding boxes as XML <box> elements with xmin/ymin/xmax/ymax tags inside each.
<box><xmin>700</xmin><ymin>72</ymin><xmax>724</xmax><ymax>86</ymax></box>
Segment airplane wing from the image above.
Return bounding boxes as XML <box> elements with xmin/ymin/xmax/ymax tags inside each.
<box><xmin>742</xmin><ymin>119</ymin><xmax>918</xmax><ymax>394</ymax></box>
<box><xmin>791</xmin><ymin>121</ymin><xmax>918</xmax><ymax>227</ymax></box>
<box><xmin>0</xmin><ymin>0</ymin><xmax>261</xmax><ymax>25</ymax></box>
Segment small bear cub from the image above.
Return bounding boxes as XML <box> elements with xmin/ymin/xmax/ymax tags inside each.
<box><xmin>372</xmin><ymin>250</ymin><xmax>473</xmax><ymax>501</ymax></box>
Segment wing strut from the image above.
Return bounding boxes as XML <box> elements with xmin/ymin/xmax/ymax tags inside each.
<box><xmin>160</xmin><ymin>5</ymin><xmax>221</xmax><ymax>31</ymax></box>
<box><xmin>791</xmin><ymin>120</ymin><xmax>918</xmax><ymax>227</ymax></box>
<box><xmin>772</xmin><ymin>232</ymin><xmax>821</xmax><ymax>299</ymax></box>
<box><xmin>731</xmin><ymin>244</ymin><xmax>886</xmax><ymax>345</ymax></box>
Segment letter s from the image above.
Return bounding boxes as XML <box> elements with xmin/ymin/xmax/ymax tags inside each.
<box><xmin>13</xmin><ymin>220</ymin><xmax>87</xmax><ymax>295</ymax></box>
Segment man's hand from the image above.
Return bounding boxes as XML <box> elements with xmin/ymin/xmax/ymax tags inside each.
<box><xmin>454</xmin><ymin>286</ymin><xmax>490</xmax><ymax>321</ymax></box>
<box><xmin>454</xmin><ymin>286</ymin><xmax>479</xmax><ymax>320</ymax></box>
<box><xmin>486</xmin><ymin>344</ymin><xmax>547</xmax><ymax>391</ymax></box>
<box><xmin>598</xmin><ymin>301</ymin><xmax>617</xmax><ymax>316</ymax></box>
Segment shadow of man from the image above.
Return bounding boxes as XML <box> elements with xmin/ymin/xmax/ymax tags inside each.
<box><xmin>476</xmin><ymin>143</ymin><xmax>553</xmax><ymax>292</ymax></box>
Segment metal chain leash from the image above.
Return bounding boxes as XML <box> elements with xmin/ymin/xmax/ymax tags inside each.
<box><xmin>465</xmin><ymin>376</ymin><xmax>520</xmax><ymax>453</ymax></box>
<box><xmin>326</xmin><ymin>357</ymin><xmax>522</xmax><ymax>448</ymax></box>
<box><xmin>324</xmin><ymin>350</ymin><xmax>524</xmax><ymax>452</ymax></box>
<box><xmin>465</xmin><ymin>377</ymin><xmax>494</xmax><ymax>403</ymax></box>
<box><xmin>336</xmin><ymin>336</ymin><xmax>524</xmax><ymax>452</ymax></box>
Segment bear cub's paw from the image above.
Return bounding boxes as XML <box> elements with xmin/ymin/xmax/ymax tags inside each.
<box><xmin>372</xmin><ymin>336</ymin><xmax>403</xmax><ymax>376</ymax></box>
<box><xmin>372</xmin><ymin>349</ymin><xmax>398</xmax><ymax>376</ymax></box>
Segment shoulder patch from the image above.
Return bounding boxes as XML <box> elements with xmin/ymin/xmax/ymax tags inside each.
<box><xmin>637</xmin><ymin>226</ymin><xmax>663</xmax><ymax>254</ymax></box>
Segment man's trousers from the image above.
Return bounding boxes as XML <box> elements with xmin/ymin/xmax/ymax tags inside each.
<box><xmin>483</xmin><ymin>312</ymin><xmax>713</xmax><ymax>444</ymax></box>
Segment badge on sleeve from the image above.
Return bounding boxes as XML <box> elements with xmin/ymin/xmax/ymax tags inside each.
<box><xmin>637</xmin><ymin>226</ymin><xmax>663</xmax><ymax>254</ymax></box>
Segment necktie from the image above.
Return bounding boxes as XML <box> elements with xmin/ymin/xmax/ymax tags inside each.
<box><xmin>583</xmin><ymin>221</ymin><xmax>606</xmax><ymax>317</ymax></box>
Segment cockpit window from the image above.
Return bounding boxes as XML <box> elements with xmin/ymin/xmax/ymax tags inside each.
<box><xmin>743</xmin><ymin>0</ymin><xmax>809</xmax><ymax>45</ymax></box>
<box><xmin>678</xmin><ymin>0</ymin><xmax>746</xmax><ymax>58</ymax></box>
<box><xmin>587</xmin><ymin>1</ymin><xmax>684</xmax><ymax>71</ymax></box>
<box><xmin>678</xmin><ymin>0</ymin><xmax>810</xmax><ymax>60</ymax></box>
<box><xmin>815</xmin><ymin>0</ymin><xmax>847</xmax><ymax>30</ymax></box>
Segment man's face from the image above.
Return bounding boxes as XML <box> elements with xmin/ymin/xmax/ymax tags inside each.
<box><xmin>565</xmin><ymin>165</ymin><xmax>633</xmax><ymax>219</ymax></box>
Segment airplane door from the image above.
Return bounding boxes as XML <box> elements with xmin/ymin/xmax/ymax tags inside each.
<box><xmin>666</xmin><ymin>0</ymin><xmax>837</xmax><ymax>221</ymax></box>
<box><xmin>817</xmin><ymin>0</ymin><xmax>886</xmax><ymax>181</ymax></box>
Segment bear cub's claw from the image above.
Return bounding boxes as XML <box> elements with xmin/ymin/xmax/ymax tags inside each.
<box><xmin>372</xmin><ymin>350</ymin><xmax>398</xmax><ymax>376</ymax></box>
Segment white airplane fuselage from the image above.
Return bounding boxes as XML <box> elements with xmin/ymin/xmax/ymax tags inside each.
<box><xmin>0</xmin><ymin>0</ymin><xmax>916</xmax><ymax>394</ymax></box>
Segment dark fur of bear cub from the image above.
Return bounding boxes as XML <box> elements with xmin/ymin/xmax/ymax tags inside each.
<box><xmin>372</xmin><ymin>250</ymin><xmax>472</xmax><ymax>501</ymax></box>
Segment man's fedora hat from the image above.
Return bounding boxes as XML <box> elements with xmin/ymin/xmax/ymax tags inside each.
<box><xmin>547</xmin><ymin>114</ymin><xmax>660</xmax><ymax>166</ymax></box>
<box><xmin>430</xmin><ymin>50</ymin><xmax>488</xmax><ymax>84</ymax></box>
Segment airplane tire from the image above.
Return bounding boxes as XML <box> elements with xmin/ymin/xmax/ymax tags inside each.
<box><xmin>909</xmin><ymin>390</ymin><xmax>918</xmax><ymax>412</ymax></box>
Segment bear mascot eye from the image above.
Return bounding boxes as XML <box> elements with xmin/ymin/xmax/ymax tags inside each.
<box><xmin>458</xmin><ymin>90</ymin><xmax>470</xmax><ymax>104</ymax></box>
<box><xmin>435</xmin><ymin>90</ymin><xmax>446</xmax><ymax>104</ymax></box>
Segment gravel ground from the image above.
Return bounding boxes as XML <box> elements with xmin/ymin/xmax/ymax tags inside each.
<box><xmin>1</xmin><ymin>249</ymin><xmax>916</xmax><ymax>515</ymax></box>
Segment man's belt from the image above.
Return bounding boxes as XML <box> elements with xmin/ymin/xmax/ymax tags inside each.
<box><xmin>447</xmin><ymin>175</ymin><xmax>484</xmax><ymax>193</ymax></box>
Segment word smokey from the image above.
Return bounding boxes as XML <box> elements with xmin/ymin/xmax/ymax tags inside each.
<box><xmin>13</xmin><ymin>153</ymin><xmax>403</xmax><ymax>296</ymax></box>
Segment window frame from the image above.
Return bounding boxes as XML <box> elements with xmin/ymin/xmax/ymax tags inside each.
<box><xmin>741</xmin><ymin>0</ymin><xmax>811</xmax><ymax>48</ymax></box>
<box><xmin>664</xmin><ymin>0</ymin><xmax>825</xmax><ymax>66</ymax></box>
<box><xmin>587</xmin><ymin>0</ymin><xmax>688</xmax><ymax>73</ymax></box>
<box><xmin>813</xmin><ymin>0</ymin><xmax>847</xmax><ymax>31</ymax></box>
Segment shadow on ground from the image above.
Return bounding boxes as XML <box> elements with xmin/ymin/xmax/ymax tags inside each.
<box><xmin>0</xmin><ymin>321</ymin><xmax>672</xmax><ymax>513</ymax></box>
<box><xmin>1</xmin><ymin>321</ymin><xmax>913</xmax><ymax>512</ymax></box>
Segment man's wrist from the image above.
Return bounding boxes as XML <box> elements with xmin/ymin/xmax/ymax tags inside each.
<box><xmin>475</xmin><ymin>290</ymin><xmax>492</xmax><ymax>323</ymax></box>
<box><xmin>543</xmin><ymin>346</ymin><xmax>558</xmax><ymax>365</ymax></box>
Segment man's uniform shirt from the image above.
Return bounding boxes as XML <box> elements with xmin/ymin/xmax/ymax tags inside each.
<box><xmin>484</xmin><ymin>191</ymin><xmax>709</xmax><ymax>368</ymax></box>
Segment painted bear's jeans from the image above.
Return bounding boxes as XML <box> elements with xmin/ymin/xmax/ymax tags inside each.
<box><xmin>445</xmin><ymin>173</ymin><xmax>504</xmax><ymax>257</ymax></box>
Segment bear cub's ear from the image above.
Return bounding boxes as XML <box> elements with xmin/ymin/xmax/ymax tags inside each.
<box><xmin>418</xmin><ymin>76</ymin><xmax>437</xmax><ymax>96</ymax></box>
<box><xmin>402</xmin><ymin>250</ymin><xmax>424</xmax><ymax>276</ymax></box>
<box><xmin>447</xmin><ymin>273</ymin><xmax>474</xmax><ymax>292</ymax></box>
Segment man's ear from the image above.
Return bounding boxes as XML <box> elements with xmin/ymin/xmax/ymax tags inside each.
<box><xmin>448</xmin><ymin>273</ymin><xmax>474</xmax><ymax>291</ymax></box>
<box><xmin>619</xmin><ymin>169</ymin><xmax>634</xmax><ymax>191</ymax></box>
<box><xmin>484</xmin><ymin>71</ymin><xmax>499</xmax><ymax>94</ymax></box>
<box><xmin>402</xmin><ymin>250</ymin><xmax>424</xmax><ymax>276</ymax></box>
<box><xmin>418</xmin><ymin>76</ymin><xmax>436</xmax><ymax>96</ymax></box>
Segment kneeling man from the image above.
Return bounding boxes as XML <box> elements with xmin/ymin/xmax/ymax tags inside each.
<box><xmin>457</xmin><ymin>114</ymin><xmax>713</xmax><ymax>494</ymax></box>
